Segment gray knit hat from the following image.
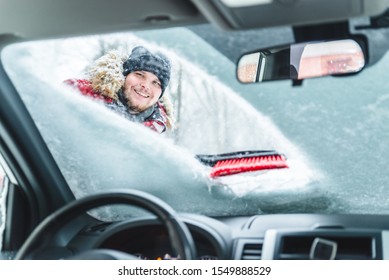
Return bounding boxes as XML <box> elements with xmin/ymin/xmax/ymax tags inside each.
<box><xmin>123</xmin><ymin>46</ymin><xmax>171</xmax><ymax>97</ymax></box>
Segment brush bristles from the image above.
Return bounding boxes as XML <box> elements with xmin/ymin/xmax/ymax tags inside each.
<box><xmin>210</xmin><ymin>155</ymin><xmax>288</xmax><ymax>177</ymax></box>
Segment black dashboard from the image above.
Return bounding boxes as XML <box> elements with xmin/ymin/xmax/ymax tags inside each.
<box><xmin>67</xmin><ymin>213</ymin><xmax>389</xmax><ymax>260</ymax></box>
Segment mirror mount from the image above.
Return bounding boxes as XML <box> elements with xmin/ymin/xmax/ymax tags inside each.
<box><xmin>292</xmin><ymin>79</ymin><xmax>303</xmax><ymax>87</ymax></box>
<box><xmin>355</xmin><ymin>8</ymin><xmax>389</xmax><ymax>30</ymax></box>
<box><xmin>293</xmin><ymin>21</ymin><xmax>351</xmax><ymax>43</ymax></box>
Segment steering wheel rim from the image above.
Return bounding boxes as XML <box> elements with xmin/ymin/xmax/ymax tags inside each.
<box><xmin>15</xmin><ymin>189</ymin><xmax>197</xmax><ymax>260</ymax></box>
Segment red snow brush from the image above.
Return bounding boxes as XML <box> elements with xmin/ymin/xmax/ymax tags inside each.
<box><xmin>196</xmin><ymin>150</ymin><xmax>288</xmax><ymax>178</ymax></box>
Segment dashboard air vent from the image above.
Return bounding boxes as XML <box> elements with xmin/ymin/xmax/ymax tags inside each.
<box><xmin>241</xmin><ymin>242</ymin><xmax>263</xmax><ymax>260</ymax></box>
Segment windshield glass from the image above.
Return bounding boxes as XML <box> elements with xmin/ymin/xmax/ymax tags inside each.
<box><xmin>2</xmin><ymin>25</ymin><xmax>389</xmax><ymax>217</ymax></box>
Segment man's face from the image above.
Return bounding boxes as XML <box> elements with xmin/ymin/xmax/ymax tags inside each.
<box><xmin>123</xmin><ymin>70</ymin><xmax>162</xmax><ymax>113</ymax></box>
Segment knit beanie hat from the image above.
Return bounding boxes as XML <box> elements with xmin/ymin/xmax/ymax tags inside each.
<box><xmin>123</xmin><ymin>46</ymin><xmax>171</xmax><ymax>97</ymax></box>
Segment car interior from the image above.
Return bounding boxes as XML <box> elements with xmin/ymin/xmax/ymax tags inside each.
<box><xmin>1</xmin><ymin>0</ymin><xmax>389</xmax><ymax>260</ymax></box>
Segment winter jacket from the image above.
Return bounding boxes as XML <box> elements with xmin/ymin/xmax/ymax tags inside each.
<box><xmin>63</xmin><ymin>50</ymin><xmax>174</xmax><ymax>134</ymax></box>
<box><xmin>65</xmin><ymin>78</ymin><xmax>169</xmax><ymax>133</ymax></box>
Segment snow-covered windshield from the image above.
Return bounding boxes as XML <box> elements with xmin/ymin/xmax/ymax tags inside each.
<box><xmin>2</xmin><ymin>26</ymin><xmax>389</xmax><ymax>217</ymax></box>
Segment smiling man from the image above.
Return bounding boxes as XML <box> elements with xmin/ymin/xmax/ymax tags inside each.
<box><xmin>65</xmin><ymin>46</ymin><xmax>173</xmax><ymax>134</ymax></box>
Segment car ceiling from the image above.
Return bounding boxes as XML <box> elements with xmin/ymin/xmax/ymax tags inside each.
<box><xmin>1</xmin><ymin>0</ymin><xmax>388</xmax><ymax>41</ymax></box>
<box><xmin>0</xmin><ymin>0</ymin><xmax>205</xmax><ymax>40</ymax></box>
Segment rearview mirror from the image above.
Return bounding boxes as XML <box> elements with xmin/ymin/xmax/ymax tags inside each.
<box><xmin>237</xmin><ymin>39</ymin><xmax>365</xmax><ymax>83</ymax></box>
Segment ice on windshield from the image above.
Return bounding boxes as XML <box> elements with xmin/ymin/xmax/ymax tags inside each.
<box><xmin>2</xmin><ymin>29</ymin><xmax>330</xmax><ymax>217</ymax></box>
<box><xmin>0</xmin><ymin>165</ymin><xmax>6</xmax><ymax>251</ymax></box>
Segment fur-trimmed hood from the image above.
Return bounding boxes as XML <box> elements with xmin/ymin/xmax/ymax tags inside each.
<box><xmin>85</xmin><ymin>50</ymin><xmax>175</xmax><ymax>128</ymax></box>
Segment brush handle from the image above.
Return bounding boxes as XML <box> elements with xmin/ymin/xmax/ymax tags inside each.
<box><xmin>196</xmin><ymin>150</ymin><xmax>283</xmax><ymax>167</ymax></box>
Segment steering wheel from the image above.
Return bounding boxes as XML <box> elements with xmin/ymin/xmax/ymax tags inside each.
<box><xmin>15</xmin><ymin>189</ymin><xmax>197</xmax><ymax>260</ymax></box>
